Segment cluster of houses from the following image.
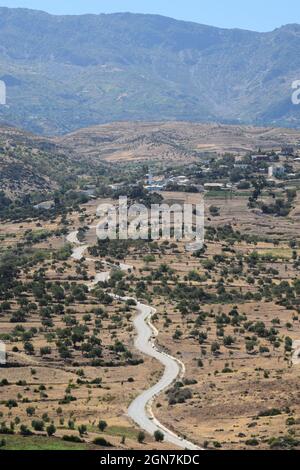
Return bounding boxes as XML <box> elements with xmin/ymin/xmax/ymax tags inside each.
<box><xmin>238</xmin><ymin>146</ymin><xmax>300</xmax><ymax>181</ymax></box>
<box><xmin>33</xmin><ymin>145</ymin><xmax>300</xmax><ymax>211</ymax></box>
<box><xmin>144</xmin><ymin>173</ymin><xmax>191</xmax><ymax>191</ymax></box>
<box><xmin>143</xmin><ymin>171</ymin><xmax>235</xmax><ymax>193</ymax></box>
<box><xmin>143</xmin><ymin>145</ymin><xmax>300</xmax><ymax>194</ymax></box>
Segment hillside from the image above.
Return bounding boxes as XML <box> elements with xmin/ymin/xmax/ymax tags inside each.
<box><xmin>0</xmin><ymin>8</ymin><xmax>300</xmax><ymax>134</ymax></box>
<box><xmin>0</xmin><ymin>125</ymin><xmax>89</xmax><ymax>197</ymax></box>
<box><xmin>2</xmin><ymin>120</ymin><xmax>300</xmax><ymax>185</ymax></box>
<box><xmin>2</xmin><ymin>121</ymin><xmax>300</xmax><ymax>198</ymax></box>
<box><xmin>58</xmin><ymin>121</ymin><xmax>300</xmax><ymax>163</ymax></box>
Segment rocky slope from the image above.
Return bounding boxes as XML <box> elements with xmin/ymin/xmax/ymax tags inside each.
<box><xmin>0</xmin><ymin>8</ymin><xmax>300</xmax><ymax>134</ymax></box>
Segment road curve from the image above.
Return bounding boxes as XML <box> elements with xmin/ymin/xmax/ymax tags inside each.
<box><xmin>66</xmin><ymin>230</ymin><xmax>81</xmax><ymax>245</ymax></box>
<box><xmin>66</xmin><ymin>230</ymin><xmax>89</xmax><ymax>260</ymax></box>
<box><xmin>67</xmin><ymin>229</ymin><xmax>201</xmax><ymax>450</ymax></box>
<box><xmin>128</xmin><ymin>302</ymin><xmax>201</xmax><ymax>450</ymax></box>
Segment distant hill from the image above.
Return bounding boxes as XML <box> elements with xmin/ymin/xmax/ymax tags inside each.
<box><xmin>57</xmin><ymin>121</ymin><xmax>300</xmax><ymax>163</ymax></box>
<box><xmin>2</xmin><ymin>120</ymin><xmax>300</xmax><ymax>198</ymax></box>
<box><xmin>0</xmin><ymin>8</ymin><xmax>300</xmax><ymax>134</ymax></box>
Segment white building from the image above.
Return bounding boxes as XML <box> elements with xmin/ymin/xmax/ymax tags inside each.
<box><xmin>268</xmin><ymin>166</ymin><xmax>274</xmax><ymax>179</ymax></box>
<box><xmin>0</xmin><ymin>341</ymin><xmax>6</xmax><ymax>365</ymax></box>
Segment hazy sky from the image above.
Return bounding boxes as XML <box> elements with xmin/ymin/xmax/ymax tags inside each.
<box><xmin>1</xmin><ymin>0</ymin><xmax>300</xmax><ymax>31</ymax></box>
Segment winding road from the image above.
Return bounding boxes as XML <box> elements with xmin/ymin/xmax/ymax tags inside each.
<box><xmin>127</xmin><ymin>302</ymin><xmax>201</xmax><ymax>449</ymax></box>
<box><xmin>66</xmin><ymin>230</ymin><xmax>89</xmax><ymax>260</ymax></box>
<box><xmin>67</xmin><ymin>229</ymin><xmax>201</xmax><ymax>450</ymax></box>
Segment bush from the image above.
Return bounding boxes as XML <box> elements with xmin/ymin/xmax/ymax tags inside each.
<box><xmin>137</xmin><ymin>431</ymin><xmax>145</xmax><ymax>443</ymax></box>
<box><xmin>40</xmin><ymin>346</ymin><xmax>52</xmax><ymax>356</ymax></box>
<box><xmin>245</xmin><ymin>438</ymin><xmax>259</xmax><ymax>447</ymax></box>
<box><xmin>93</xmin><ymin>437</ymin><xmax>112</xmax><ymax>447</ymax></box>
<box><xmin>213</xmin><ymin>441</ymin><xmax>222</xmax><ymax>448</ymax></box>
<box><xmin>32</xmin><ymin>420</ymin><xmax>44</xmax><ymax>432</ymax></box>
<box><xmin>0</xmin><ymin>379</ymin><xmax>9</xmax><ymax>387</ymax></box>
<box><xmin>0</xmin><ymin>424</ymin><xmax>14</xmax><ymax>435</ymax></box>
<box><xmin>26</xmin><ymin>407</ymin><xmax>35</xmax><ymax>417</ymax></box>
<box><xmin>209</xmin><ymin>206</ymin><xmax>220</xmax><ymax>217</ymax></box>
<box><xmin>46</xmin><ymin>424</ymin><xmax>56</xmax><ymax>437</ymax></box>
<box><xmin>211</xmin><ymin>342</ymin><xmax>220</xmax><ymax>354</ymax></box>
<box><xmin>269</xmin><ymin>436</ymin><xmax>299</xmax><ymax>449</ymax></box>
<box><xmin>286</xmin><ymin>417</ymin><xmax>296</xmax><ymax>426</ymax></box>
<box><xmin>258</xmin><ymin>408</ymin><xmax>281</xmax><ymax>418</ymax></box>
<box><xmin>78</xmin><ymin>424</ymin><xmax>87</xmax><ymax>436</ymax></box>
<box><xmin>20</xmin><ymin>425</ymin><xmax>33</xmax><ymax>436</ymax></box>
<box><xmin>98</xmin><ymin>420</ymin><xmax>107</xmax><ymax>432</ymax></box>
<box><xmin>167</xmin><ymin>386</ymin><xmax>192</xmax><ymax>405</ymax></box>
<box><xmin>6</xmin><ymin>400</ymin><xmax>18</xmax><ymax>409</ymax></box>
<box><xmin>154</xmin><ymin>430</ymin><xmax>164</xmax><ymax>442</ymax></box>
<box><xmin>62</xmin><ymin>435</ymin><xmax>84</xmax><ymax>443</ymax></box>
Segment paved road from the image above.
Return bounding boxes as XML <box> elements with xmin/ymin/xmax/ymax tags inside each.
<box><xmin>67</xmin><ymin>229</ymin><xmax>201</xmax><ymax>450</ymax></box>
<box><xmin>66</xmin><ymin>230</ymin><xmax>80</xmax><ymax>245</ymax></box>
<box><xmin>128</xmin><ymin>302</ymin><xmax>201</xmax><ymax>450</ymax></box>
<box><xmin>66</xmin><ymin>230</ymin><xmax>89</xmax><ymax>260</ymax></box>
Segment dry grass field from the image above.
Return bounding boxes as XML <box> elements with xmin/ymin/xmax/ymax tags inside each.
<box><xmin>1</xmin><ymin>190</ymin><xmax>300</xmax><ymax>450</ymax></box>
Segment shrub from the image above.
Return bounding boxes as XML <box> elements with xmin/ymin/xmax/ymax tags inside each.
<box><xmin>245</xmin><ymin>438</ymin><xmax>259</xmax><ymax>447</ymax></box>
<box><xmin>62</xmin><ymin>435</ymin><xmax>84</xmax><ymax>443</ymax></box>
<box><xmin>0</xmin><ymin>379</ymin><xmax>9</xmax><ymax>387</ymax></box>
<box><xmin>40</xmin><ymin>346</ymin><xmax>52</xmax><ymax>356</ymax></box>
<box><xmin>167</xmin><ymin>385</ymin><xmax>192</xmax><ymax>405</ymax></box>
<box><xmin>78</xmin><ymin>424</ymin><xmax>87</xmax><ymax>436</ymax></box>
<box><xmin>286</xmin><ymin>418</ymin><xmax>296</xmax><ymax>426</ymax></box>
<box><xmin>93</xmin><ymin>437</ymin><xmax>112</xmax><ymax>447</ymax></box>
<box><xmin>20</xmin><ymin>425</ymin><xmax>33</xmax><ymax>436</ymax></box>
<box><xmin>213</xmin><ymin>441</ymin><xmax>222</xmax><ymax>448</ymax></box>
<box><xmin>98</xmin><ymin>420</ymin><xmax>107</xmax><ymax>432</ymax></box>
<box><xmin>211</xmin><ymin>342</ymin><xmax>220</xmax><ymax>354</ymax></box>
<box><xmin>258</xmin><ymin>409</ymin><xmax>281</xmax><ymax>418</ymax></box>
<box><xmin>26</xmin><ymin>407</ymin><xmax>35</xmax><ymax>417</ymax></box>
<box><xmin>154</xmin><ymin>430</ymin><xmax>164</xmax><ymax>442</ymax></box>
<box><xmin>137</xmin><ymin>431</ymin><xmax>145</xmax><ymax>443</ymax></box>
<box><xmin>269</xmin><ymin>436</ymin><xmax>299</xmax><ymax>449</ymax></box>
<box><xmin>46</xmin><ymin>424</ymin><xmax>56</xmax><ymax>437</ymax></box>
<box><xmin>6</xmin><ymin>400</ymin><xmax>18</xmax><ymax>409</ymax></box>
<box><xmin>0</xmin><ymin>424</ymin><xmax>14</xmax><ymax>435</ymax></box>
<box><xmin>31</xmin><ymin>420</ymin><xmax>44</xmax><ymax>431</ymax></box>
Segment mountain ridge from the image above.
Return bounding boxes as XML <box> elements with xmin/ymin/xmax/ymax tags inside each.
<box><xmin>0</xmin><ymin>7</ymin><xmax>296</xmax><ymax>33</ymax></box>
<box><xmin>0</xmin><ymin>8</ymin><xmax>299</xmax><ymax>134</ymax></box>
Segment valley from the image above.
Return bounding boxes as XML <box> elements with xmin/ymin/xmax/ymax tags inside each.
<box><xmin>1</xmin><ymin>3</ymin><xmax>300</xmax><ymax>456</ymax></box>
<box><xmin>1</xmin><ymin>121</ymin><xmax>300</xmax><ymax>450</ymax></box>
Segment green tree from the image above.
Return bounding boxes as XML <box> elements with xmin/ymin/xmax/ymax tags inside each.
<box><xmin>98</xmin><ymin>420</ymin><xmax>107</xmax><ymax>432</ymax></box>
<box><xmin>137</xmin><ymin>431</ymin><xmax>145</xmax><ymax>443</ymax></box>
<box><xmin>154</xmin><ymin>430</ymin><xmax>164</xmax><ymax>442</ymax></box>
<box><xmin>78</xmin><ymin>424</ymin><xmax>87</xmax><ymax>436</ymax></box>
<box><xmin>46</xmin><ymin>424</ymin><xmax>56</xmax><ymax>437</ymax></box>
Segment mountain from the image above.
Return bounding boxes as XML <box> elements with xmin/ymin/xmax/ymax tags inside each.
<box><xmin>0</xmin><ymin>8</ymin><xmax>300</xmax><ymax>134</ymax></box>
